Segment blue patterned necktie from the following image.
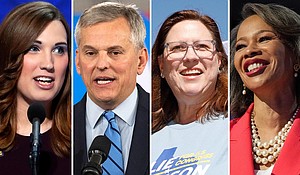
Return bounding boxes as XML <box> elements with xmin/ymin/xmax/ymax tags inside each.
<box><xmin>102</xmin><ymin>111</ymin><xmax>124</xmax><ymax>175</ymax></box>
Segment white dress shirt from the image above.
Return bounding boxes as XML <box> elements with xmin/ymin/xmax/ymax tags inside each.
<box><xmin>254</xmin><ymin>165</ymin><xmax>274</xmax><ymax>175</ymax></box>
<box><xmin>85</xmin><ymin>87</ymin><xmax>138</xmax><ymax>171</ymax></box>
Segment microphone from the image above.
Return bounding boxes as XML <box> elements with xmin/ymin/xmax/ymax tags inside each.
<box><xmin>27</xmin><ymin>102</ymin><xmax>46</xmax><ymax>175</ymax></box>
<box><xmin>82</xmin><ymin>135</ymin><xmax>111</xmax><ymax>175</ymax></box>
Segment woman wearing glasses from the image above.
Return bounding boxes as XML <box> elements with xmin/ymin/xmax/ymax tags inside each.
<box><xmin>151</xmin><ymin>10</ymin><xmax>228</xmax><ymax>174</ymax></box>
<box><xmin>230</xmin><ymin>3</ymin><xmax>300</xmax><ymax>174</ymax></box>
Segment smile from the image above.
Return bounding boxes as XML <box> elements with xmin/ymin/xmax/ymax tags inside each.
<box><xmin>34</xmin><ymin>76</ymin><xmax>54</xmax><ymax>85</ymax></box>
<box><xmin>180</xmin><ymin>69</ymin><xmax>202</xmax><ymax>76</ymax></box>
<box><xmin>247</xmin><ymin>63</ymin><xmax>264</xmax><ymax>72</ymax></box>
<box><xmin>243</xmin><ymin>59</ymin><xmax>269</xmax><ymax>76</ymax></box>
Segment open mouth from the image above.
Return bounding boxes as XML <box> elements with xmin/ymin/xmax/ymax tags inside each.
<box><xmin>34</xmin><ymin>76</ymin><xmax>54</xmax><ymax>85</ymax></box>
<box><xmin>95</xmin><ymin>77</ymin><xmax>115</xmax><ymax>85</ymax></box>
<box><xmin>180</xmin><ymin>69</ymin><xmax>202</xmax><ymax>76</ymax></box>
<box><xmin>244</xmin><ymin>59</ymin><xmax>269</xmax><ymax>74</ymax></box>
<box><xmin>247</xmin><ymin>63</ymin><xmax>264</xmax><ymax>72</ymax></box>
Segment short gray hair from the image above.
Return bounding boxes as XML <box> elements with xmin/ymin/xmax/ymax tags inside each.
<box><xmin>75</xmin><ymin>2</ymin><xmax>146</xmax><ymax>49</ymax></box>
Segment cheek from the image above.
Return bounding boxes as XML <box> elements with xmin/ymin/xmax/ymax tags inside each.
<box><xmin>233</xmin><ymin>55</ymin><xmax>242</xmax><ymax>72</ymax></box>
<box><xmin>56</xmin><ymin>57</ymin><xmax>69</xmax><ymax>74</ymax></box>
<box><xmin>120</xmin><ymin>61</ymin><xmax>137</xmax><ymax>79</ymax></box>
<box><xmin>164</xmin><ymin>60</ymin><xmax>179</xmax><ymax>73</ymax></box>
<box><xmin>21</xmin><ymin>55</ymin><xmax>38</xmax><ymax>75</ymax></box>
<box><xmin>78</xmin><ymin>60</ymin><xmax>93</xmax><ymax>77</ymax></box>
<box><xmin>23</xmin><ymin>55</ymin><xmax>38</xmax><ymax>67</ymax></box>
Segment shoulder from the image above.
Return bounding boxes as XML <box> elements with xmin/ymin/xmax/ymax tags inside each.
<box><xmin>230</xmin><ymin>118</ymin><xmax>241</xmax><ymax>130</ymax></box>
<box><xmin>137</xmin><ymin>84</ymin><xmax>149</xmax><ymax>98</ymax></box>
<box><xmin>74</xmin><ymin>94</ymin><xmax>87</xmax><ymax>111</ymax></box>
<box><xmin>136</xmin><ymin>84</ymin><xmax>149</xmax><ymax>108</ymax></box>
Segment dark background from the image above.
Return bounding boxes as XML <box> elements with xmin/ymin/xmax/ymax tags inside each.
<box><xmin>231</xmin><ymin>0</ymin><xmax>300</xmax><ymax>30</ymax></box>
<box><xmin>0</xmin><ymin>0</ymin><xmax>71</xmax><ymax>26</ymax></box>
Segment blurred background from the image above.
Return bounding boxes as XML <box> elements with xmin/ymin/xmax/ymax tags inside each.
<box><xmin>0</xmin><ymin>0</ymin><xmax>71</xmax><ymax>26</ymax></box>
<box><xmin>152</xmin><ymin>0</ymin><xmax>228</xmax><ymax>45</ymax></box>
<box><xmin>230</xmin><ymin>0</ymin><xmax>300</xmax><ymax>30</ymax></box>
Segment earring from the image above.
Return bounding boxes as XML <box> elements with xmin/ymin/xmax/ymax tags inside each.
<box><xmin>242</xmin><ymin>84</ymin><xmax>246</xmax><ymax>95</ymax></box>
<box><xmin>294</xmin><ymin>64</ymin><xmax>300</xmax><ymax>78</ymax></box>
<box><xmin>160</xmin><ymin>72</ymin><xmax>165</xmax><ymax>79</ymax></box>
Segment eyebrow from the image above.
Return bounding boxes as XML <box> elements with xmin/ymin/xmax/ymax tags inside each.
<box><xmin>33</xmin><ymin>40</ymin><xmax>67</xmax><ymax>46</ymax></box>
<box><xmin>107</xmin><ymin>45</ymin><xmax>125</xmax><ymax>50</ymax></box>
<box><xmin>236</xmin><ymin>29</ymin><xmax>276</xmax><ymax>43</ymax></box>
<box><xmin>55</xmin><ymin>42</ymin><xmax>68</xmax><ymax>46</ymax></box>
<box><xmin>33</xmin><ymin>40</ymin><xmax>42</xmax><ymax>45</ymax></box>
<box><xmin>81</xmin><ymin>45</ymin><xmax>125</xmax><ymax>51</ymax></box>
<box><xmin>81</xmin><ymin>45</ymin><xmax>97</xmax><ymax>50</ymax></box>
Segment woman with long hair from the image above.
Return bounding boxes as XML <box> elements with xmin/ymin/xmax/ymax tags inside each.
<box><xmin>151</xmin><ymin>10</ymin><xmax>228</xmax><ymax>174</ymax></box>
<box><xmin>0</xmin><ymin>2</ymin><xmax>71</xmax><ymax>174</ymax></box>
<box><xmin>230</xmin><ymin>3</ymin><xmax>300</xmax><ymax>174</ymax></box>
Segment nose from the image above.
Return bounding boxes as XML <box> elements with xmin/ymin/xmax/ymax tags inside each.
<box><xmin>183</xmin><ymin>46</ymin><xmax>199</xmax><ymax>61</ymax></box>
<box><xmin>96</xmin><ymin>51</ymin><xmax>110</xmax><ymax>71</ymax></box>
<box><xmin>40</xmin><ymin>51</ymin><xmax>54</xmax><ymax>72</ymax></box>
<box><xmin>243</xmin><ymin>42</ymin><xmax>262</xmax><ymax>59</ymax></box>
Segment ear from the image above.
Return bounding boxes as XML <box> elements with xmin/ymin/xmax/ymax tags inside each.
<box><xmin>137</xmin><ymin>48</ymin><xmax>148</xmax><ymax>75</ymax></box>
<box><xmin>75</xmin><ymin>49</ymin><xmax>81</xmax><ymax>75</ymax></box>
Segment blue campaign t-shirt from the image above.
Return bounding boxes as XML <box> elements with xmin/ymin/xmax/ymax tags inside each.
<box><xmin>151</xmin><ymin>115</ymin><xmax>228</xmax><ymax>175</ymax></box>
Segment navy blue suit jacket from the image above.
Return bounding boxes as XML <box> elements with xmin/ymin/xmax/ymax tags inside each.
<box><xmin>74</xmin><ymin>84</ymin><xmax>149</xmax><ymax>175</ymax></box>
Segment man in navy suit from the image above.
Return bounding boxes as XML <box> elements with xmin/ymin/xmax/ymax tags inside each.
<box><xmin>73</xmin><ymin>2</ymin><xmax>149</xmax><ymax>175</ymax></box>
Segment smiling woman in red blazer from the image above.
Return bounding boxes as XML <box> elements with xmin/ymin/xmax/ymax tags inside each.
<box><xmin>230</xmin><ymin>3</ymin><xmax>300</xmax><ymax>175</ymax></box>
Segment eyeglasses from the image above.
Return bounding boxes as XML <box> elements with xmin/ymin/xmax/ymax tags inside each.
<box><xmin>164</xmin><ymin>40</ymin><xmax>216</xmax><ymax>60</ymax></box>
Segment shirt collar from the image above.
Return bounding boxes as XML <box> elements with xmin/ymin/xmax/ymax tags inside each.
<box><xmin>86</xmin><ymin>87</ymin><xmax>138</xmax><ymax>129</ymax></box>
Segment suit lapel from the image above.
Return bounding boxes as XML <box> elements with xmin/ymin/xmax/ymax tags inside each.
<box><xmin>74</xmin><ymin>94</ymin><xmax>88</xmax><ymax>175</ymax></box>
<box><xmin>272</xmin><ymin>111</ymin><xmax>300</xmax><ymax>174</ymax></box>
<box><xmin>125</xmin><ymin>85</ymin><xmax>150</xmax><ymax>175</ymax></box>
<box><xmin>230</xmin><ymin>103</ymin><xmax>255</xmax><ymax>175</ymax></box>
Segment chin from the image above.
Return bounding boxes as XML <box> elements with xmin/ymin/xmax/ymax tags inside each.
<box><xmin>183</xmin><ymin>90</ymin><xmax>202</xmax><ymax>96</ymax></box>
<box><xmin>38</xmin><ymin>95</ymin><xmax>56</xmax><ymax>100</ymax></box>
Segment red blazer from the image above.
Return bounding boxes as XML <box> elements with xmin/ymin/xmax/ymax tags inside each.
<box><xmin>230</xmin><ymin>103</ymin><xmax>300</xmax><ymax>175</ymax></box>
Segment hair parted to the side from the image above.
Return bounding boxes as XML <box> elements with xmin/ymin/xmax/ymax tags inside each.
<box><xmin>230</xmin><ymin>3</ymin><xmax>300</xmax><ymax>118</ymax></box>
<box><xmin>0</xmin><ymin>1</ymin><xmax>71</xmax><ymax>157</ymax></box>
<box><xmin>152</xmin><ymin>10</ymin><xmax>228</xmax><ymax>133</ymax></box>
<box><xmin>75</xmin><ymin>2</ymin><xmax>146</xmax><ymax>50</ymax></box>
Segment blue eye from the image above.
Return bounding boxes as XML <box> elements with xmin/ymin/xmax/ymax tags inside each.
<box><xmin>53</xmin><ymin>46</ymin><xmax>67</xmax><ymax>55</ymax></box>
<box><xmin>28</xmin><ymin>45</ymin><xmax>40</xmax><ymax>52</ymax></box>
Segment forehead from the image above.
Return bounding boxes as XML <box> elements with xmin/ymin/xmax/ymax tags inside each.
<box><xmin>37</xmin><ymin>20</ymin><xmax>67</xmax><ymax>42</ymax></box>
<box><xmin>237</xmin><ymin>15</ymin><xmax>274</xmax><ymax>38</ymax></box>
<box><xmin>166</xmin><ymin>20</ymin><xmax>213</xmax><ymax>42</ymax></box>
<box><xmin>79</xmin><ymin>17</ymin><xmax>132</xmax><ymax>47</ymax></box>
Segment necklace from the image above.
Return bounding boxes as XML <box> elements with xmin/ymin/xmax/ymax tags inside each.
<box><xmin>251</xmin><ymin>107</ymin><xmax>299</xmax><ymax>165</ymax></box>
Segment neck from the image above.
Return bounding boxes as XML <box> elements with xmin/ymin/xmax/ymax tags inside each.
<box><xmin>175</xmin><ymin>102</ymin><xmax>200</xmax><ymax>124</ymax></box>
<box><xmin>251</xmin><ymin>90</ymin><xmax>298</xmax><ymax>169</ymax></box>
<box><xmin>253</xmin><ymin>92</ymin><xmax>297</xmax><ymax>141</ymax></box>
<box><xmin>16</xmin><ymin>100</ymin><xmax>53</xmax><ymax>136</ymax></box>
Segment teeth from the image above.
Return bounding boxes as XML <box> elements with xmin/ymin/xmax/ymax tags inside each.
<box><xmin>39</xmin><ymin>81</ymin><xmax>51</xmax><ymax>85</ymax></box>
<box><xmin>35</xmin><ymin>77</ymin><xmax>53</xmax><ymax>82</ymax></box>
<box><xmin>181</xmin><ymin>69</ymin><xmax>201</xmax><ymax>75</ymax></box>
<box><xmin>96</xmin><ymin>79</ymin><xmax>113</xmax><ymax>85</ymax></box>
<box><xmin>247</xmin><ymin>63</ymin><xmax>263</xmax><ymax>72</ymax></box>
